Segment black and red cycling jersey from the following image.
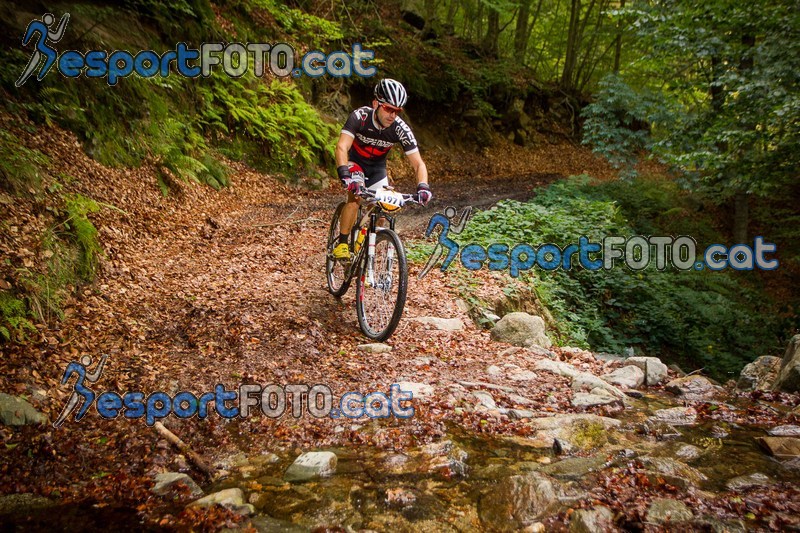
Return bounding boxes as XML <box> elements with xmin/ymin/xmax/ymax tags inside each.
<box><xmin>341</xmin><ymin>106</ymin><xmax>419</xmax><ymax>170</ymax></box>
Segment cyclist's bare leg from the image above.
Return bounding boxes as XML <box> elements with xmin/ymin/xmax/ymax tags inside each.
<box><xmin>339</xmin><ymin>192</ymin><xmax>360</xmax><ymax>239</ymax></box>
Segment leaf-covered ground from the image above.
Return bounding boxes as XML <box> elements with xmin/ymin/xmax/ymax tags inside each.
<box><xmin>2</xmin><ymin>114</ymin><xmax>798</xmax><ymax>530</ymax></box>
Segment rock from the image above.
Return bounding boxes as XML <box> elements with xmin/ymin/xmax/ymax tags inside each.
<box><xmin>385</xmin><ymin>487</ymin><xmax>417</xmax><ymax>507</ymax></box>
<box><xmin>473</xmin><ymin>391</ymin><xmax>498</xmax><ymax>410</ymax></box>
<box><xmin>357</xmin><ymin>343</ymin><xmax>392</xmax><ymax>353</ymax></box>
<box><xmin>773</xmin><ymin>334</ymin><xmax>800</xmax><ymax>392</ymax></box>
<box><xmin>571</xmin><ymin>393</ymin><xmax>619</xmax><ymax>408</ymax></box>
<box><xmin>487</xmin><ymin>365</ymin><xmax>503</xmax><ymax>376</ymax></box>
<box><xmin>249</xmin><ymin>516</ymin><xmax>307</xmax><ymax>533</ymax></box>
<box><xmin>602</xmin><ymin>366</ymin><xmax>645</xmax><ymax>389</ymax></box>
<box><xmin>756</xmin><ymin>437</ymin><xmax>800</xmax><ymax>459</ymax></box>
<box><xmin>767</xmin><ymin>425</ymin><xmax>800</xmax><ymax>437</ymax></box>
<box><xmin>491</xmin><ymin>312</ymin><xmax>552</xmax><ymax>349</ymax></box>
<box><xmin>509</xmin><ymin>409</ymin><xmax>536</xmax><ymax>419</ymax></box>
<box><xmin>540</xmin><ymin>456</ymin><xmax>607</xmax><ymax>480</ymax></box>
<box><xmin>509</xmin><ymin>370</ymin><xmax>539</xmax><ymax>381</ymax></box>
<box><xmin>737</xmin><ymin>355</ymin><xmax>781</xmax><ymax>390</ymax></box>
<box><xmin>152</xmin><ymin>472</ymin><xmax>204</xmax><ymax>499</ymax></box>
<box><xmin>594</xmin><ymin>352</ymin><xmax>626</xmax><ymax>363</ymax></box>
<box><xmin>639</xmin><ymin>457</ymin><xmax>707</xmax><ymax>486</ymax></box>
<box><xmin>508</xmin><ymin>393</ymin><xmax>535</xmax><ymax>406</ymax></box>
<box><xmin>625</xmin><ymin>357</ymin><xmax>669</xmax><ymax>386</ymax></box>
<box><xmin>0</xmin><ymin>493</ymin><xmax>55</xmax><ymax>514</ymax></box>
<box><xmin>641</xmin><ymin>420</ymin><xmax>682</xmax><ymax>440</ymax></box>
<box><xmin>0</xmin><ymin>393</ymin><xmax>47</xmax><ymax>426</ymax></box>
<box><xmin>189</xmin><ymin>488</ymin><xmax>254</xmax><ymax>515</ymax></box>
<box><xmin>478</xmin><ymin>472</ymin><xmax>560</xmax><ymax>531</ymax></box>
<box><xmin>651</xmin><ymin>406</ymin><xmax>698</xmax><ymax>426</ymax></box>
<box><xmin>410</xmin><ymin>316</ymin><xmax>464</xmax><ymax>331</ymax></box>
<box><xmin>395</xmin><ymin>381</ymin><xmax>434</xmax><ymax>399</ymax></box>
<box><xmin>646</xmin><ymin>498</ymin><xmax>694</xmax><ymax>524</ymax></box>
<box><xmin>529</xmin><ymin>414</ymin><xmax>621</xmax><ymax>451</ymax></box>
<box><xmin>422</xmin><ymin>440</ymin><xmax>468</xmax><ymax>477</ymax></box>
<box><xmin>675</xmin><ymin>444</ymin><xmax>703</xmax><ymax>461</ymax></box>
<box><xmin>665</xmin><ymin>375</ymin><xmax>720</xmax><ymax>400</ymax></box>
<box><xmin>523</xmin><ymin>523</ymin><xmax>546</xmax><ymax>533</ymax></box>
<box><xmin>688</xmin><ymin>516</ymin><xmax>747</xmax><ymax>533</ymax></box>
<box><xmin>284</xmin><ymin>451</ymin><xmax>338</xmax><ymax>481</ymax></box>
<box><xmin>569</xmin><ymin>506</ymin><xmax>614</xmax><ymax>533</ymax></box>
<box><xmin>534</xmin><ymin>359</ymin><xmax>626</xmax><ymax>399</ymax></box>
<box><xmin>725</xmin><ymin>472</ymin><xmax>771</xmax><ymax>491</ymax></box>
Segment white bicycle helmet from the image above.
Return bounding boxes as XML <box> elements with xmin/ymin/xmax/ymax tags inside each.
<box><xmin>374</xmin><ymin>79</ymin><xmax>408</xmax><ymax>108</ymax></box>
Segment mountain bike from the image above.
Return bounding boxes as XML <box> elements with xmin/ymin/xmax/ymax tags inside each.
<box><xmin>325</xmin><ymin>187</ymin><xmax>420</xmax><ymax>341</ymax></box>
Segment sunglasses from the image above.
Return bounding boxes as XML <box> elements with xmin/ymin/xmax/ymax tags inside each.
<box><xmin>379</xmin><ymin>103</ymin><xmax>403</xmax><ymax>114</ymax></box>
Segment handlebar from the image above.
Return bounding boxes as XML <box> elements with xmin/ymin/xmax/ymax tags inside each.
<box><xmin>356</xmin><ymin>187</ymin><xmax>421</xmax><ymax>206</ymax></box>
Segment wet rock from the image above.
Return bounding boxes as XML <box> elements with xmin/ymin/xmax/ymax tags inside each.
<box><xmin>725</xmin><ymin>472</ymin><xmax>771</xmax><ymax>491</ymax></box>
<box><xmin>756</xmin><ymin>437</ymin><xmax>800</xmax><ymax>459</ymax></box>
<box><xmin>689</xmin><ymin>516</ymin><xmax>747</xmax><ymax>533</ymax></box>
<box><xmin>675</xmin><ymin>444</ymin><xmax>703</xmax><ymax>461</ymax></box>
<box><xmin>152</xmin><ymin>472</ymin><xmax>204</xmax><ymax>499</ymax></box>
<box><xmin>382</xmin><ymin>453</ymin><xmax>412</xmax><ymax>474</ymax></box>
<box><xmin>625</xmin><ymin>356</ymin><xmax>669</xmax><ymax>386</ymax></box>
<box><xmin>491</xmin><ymin>312</ymin><xmax>551</xmax><ymax>349</ymax></box>
<box><xmin>384</xmin><ymin>487</ymin><xmax>417</xmax><ymax>507</ymax></box>
<box><xmin>0</xmin><ymin>393</ymin><xmax>47</xmax><ymax>426</ymax></box>
<box><xmin>0</xmin><ymin>493</ymin><xmax>55</xmax><ymax>514</ymax></box>
<box><xmin>773</xmin><ymin>334</ymin><xmax>800</xmax><ymax>392</ymax></box>
<box><xmin>651</xmin><ymin>406</ymin><xmax>698</xmax><ymax>426</ymax></box>
<box><xmin>478</xmin><ymin>472</ymin><xmax>560</xmax><ymax>531</ymax></box>
<box><xmin>602</xmin><ymin>366</ymin><xmax>645</xmax><ymax>389</ymax></box>
<box><xmin>284</xmin><ymin>451</ymin><xmax>337</xmax><ymax>481</ymax></box>
<box><xmin>529</xmin><ymin>414</ymin><xmax>622</xmax><ymax>451</ymax></box>
<box><xmin>665</xmin><ymin>375</ymin><xmax>720</xmax><ymax>400</ymax></box>
<box><xmin>189</xmin><ymin>488</ymin><xmax>254</xmax><ymax>515</ymax></box>
<box><xmin>357</xmin><ymin>343</ymin><xmax>392</xmax><ymax>353</ymax></box>
<box><xmin>569</xmin><ymin>505</ymin><xmax>614</xmax><ymax>533</ymax></box>
<box><xmin>540</xmin><ymin>456</ymin><xmax>607</xmax><ymax>480</ymax></box>
<box><xmin>639</xmin><ymin>457</ymin><xmax>707</xmax><ymax>486</ymax></box>
<box><xmin>395</xmin><ymin>381</ymin><xmax>434</xmax><ymax>399</ymax></box>
<box><xmin>410</xmin><ymin>316</ymin><xmax>464</xmax><ymax>331</ymax></box>
<box><xmin>422</xmin><ymin>440</ymin><xmax>468</xmax><ymax>477</ymax></box>
<box><xmin>248</xmin><ymin>516</ymin><xmax>307</xmax><ymax>533</ymax></box>
<box><xmin>571</xmin><ymin>392</ymin><xmax>618</xmax><ymax>408</ymax></box>
<box><xmin>646</xmin><ymin>498</ymin><xmax>694</xmax><ymax>524</ymax></box>
<box><xmin>710</xmin><ymin>425</ymin><xmax>729</xmax><ymax>438</ymax></box>
<box><xmin>737</xmin><ymin>356</ymin><xmax>781</xmax><ymax>390</ymax></box>
<box><xmin>767</xmin><ymin>425</ymin><xmax>800</xmax><ymax>437</ymax></box>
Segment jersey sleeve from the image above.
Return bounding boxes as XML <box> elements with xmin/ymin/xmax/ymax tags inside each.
<box><xmin>394</xmin><ymin>119</ymin><xmax>419</xmax><ymax>155</ymax></box>
<box><xmin>341</xmin><ymin>109</ymin><xmax>364</xmax><ymax>138</ymax></box>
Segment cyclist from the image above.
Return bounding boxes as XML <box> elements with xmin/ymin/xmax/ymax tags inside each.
<box><xmin>332</xmin><ymin>78</ymin><xmax>432</xmax><ymax>260</ymax></box>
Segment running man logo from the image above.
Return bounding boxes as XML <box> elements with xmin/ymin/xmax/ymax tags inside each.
<box><xmin>16</xmin><ymin>12</ymin><xmax>70</xmax><ymax>87</ymax></box>
<box><xmin>419</xmin><ymin>206</ymin><xmax>472</xmax><ymax>279</ymax></box>
<box><xmin>53</xmin><ymin>354</ymin><xmax>108</xmax><ymax>428</ymax></box>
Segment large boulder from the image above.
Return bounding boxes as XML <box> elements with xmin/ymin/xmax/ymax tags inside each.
<box><xmin>625</xmin><ymin>356</ymin><xmax>669</xmax><ymax>386</ymax></box>
<box><xmin>773</xmin><ymin>334</ymin><xmax>800</xmax><ymax>392</ymax></box>
<box><xmin>602</xmin><ymin>366</ymin><xmax>645</xmax><ymax>389</ymax></box>
<box><xmin>491</xmin><ymin>313</ymin><xmax>551</xmax><ymax>349</ymax></box>
<box><xmin>665</xmin><ymin>375</ymin><xmax>720</xmax><ymax>400</ymax></box>
<box><xmin>737</xmin><ymin>356</ymin><xmax>781</xmax><ymax>390</ymax></box>
<box><xmin>152</xmin><ymin>472</ymin><xmax>204</xmax><ymax>499</ymax></box>
<box><xmin>569</xmin><ymin>506</ymin><xmax>614</xmax><ymax>533</ymax></box>
<box><xmin>478</xmin><ymin>472</ymin><xmax>560</xmax><ymax>531</ymax></box>
<box><xmin>0</xmin><ymin>393</ymin><xmax>47</xmax><ymax>426</ymax></box>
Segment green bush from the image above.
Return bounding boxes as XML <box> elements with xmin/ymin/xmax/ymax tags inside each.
<box><xmin>453</xmin><ymin>176</ymin><xmax>789</xmax><ymax>379</ymax></box>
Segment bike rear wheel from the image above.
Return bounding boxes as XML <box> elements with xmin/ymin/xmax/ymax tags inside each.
<box><xmin>355</xmin><ymin>229</ymin><xmax>408</xmax><ymax>341</ymax></box>
<box><xmin>326</xmin><ymin>202</ymin><xmax>353</xmax><ymax>297</ymax></box>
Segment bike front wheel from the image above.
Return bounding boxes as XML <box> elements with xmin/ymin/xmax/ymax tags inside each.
<box><xmin>355</xmin><ymin>229</ymin><xmax>408</xmax><ymax>341</ymax></box>
<box><xmin>326</xmin><ymin>202</ymin><xmax>353</xmax><ymax>297</ymax></box>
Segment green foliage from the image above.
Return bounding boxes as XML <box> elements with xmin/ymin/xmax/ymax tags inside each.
<box><xmin>0</xmin><ymin>129</ymin><xmax>51</xmax><ymax>195</ymax></box>
<box><xmin>453</xmin><ymin>176</ymin><xmax>788</xmax><ymax>379</ymax></box>
<box><xmin>63</xmin><ymin>194</ymin><xmax>103</xmax><ymax>281</ymax></box>
<box><xmin>0</xmin><ymin>291</ymin><xmax>36</xmax><ymax>342</ymax></box>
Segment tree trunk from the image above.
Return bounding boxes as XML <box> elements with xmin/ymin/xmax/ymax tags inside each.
<box><xmin>613</xmin><ymin>0</ymin><xmax>625</xmax><ymax>73</ymax></box>
<box><xmin>483</xmin><ymin>4</ymin><xmax>500</xmax><ymax>57</ymax></box>
<box><xmin>561</xmin><ymin>0</ymin><xmax>581</xmax><ymax>91</ymax></box>
<box><xmin>514</xmin><ymin>0</ymin><xmax>532</xmax><ymax>59</ymax></box>
<box><xmin>733</xmin><ymin>190</ymin><xmax>748</xmax><ymax>243</ymax></box>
